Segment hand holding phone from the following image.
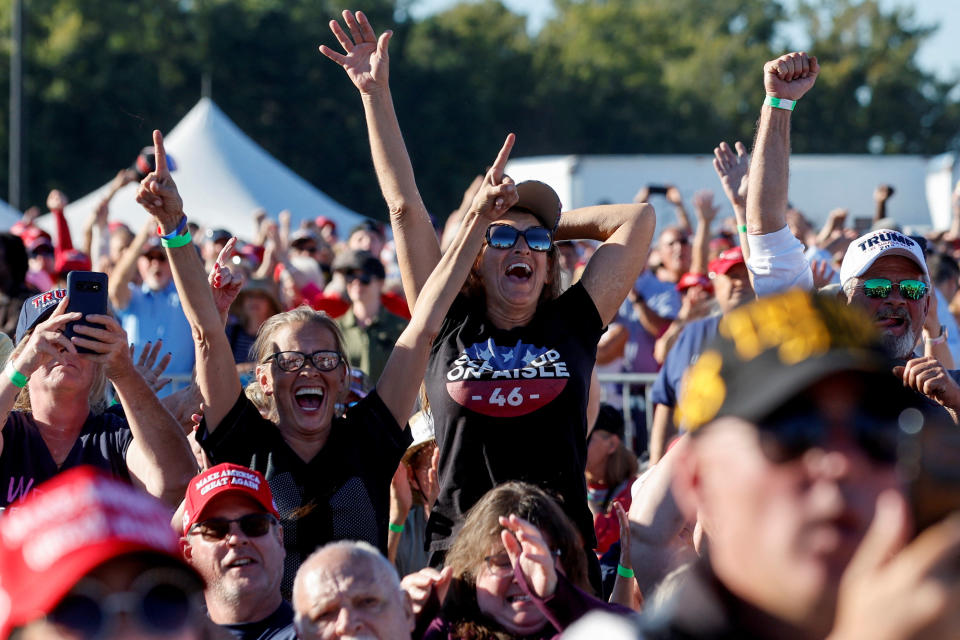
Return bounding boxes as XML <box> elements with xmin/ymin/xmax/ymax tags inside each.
<box><xmin>64</xmin><ymin>271</ymin><xmax>109</xmax><ymax>355</ymax></box>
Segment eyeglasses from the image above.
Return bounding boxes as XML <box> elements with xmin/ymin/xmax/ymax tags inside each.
<box><xmin>298</xmin><ymin>245</ymin><xmax>318</xmax><ymax>254</ymax></box>
<box><xmin>263</xmin><ymin>350</ymin><xmax>343</xmax><ymax>372</ymax></box>
<box><xmin>485</xmin><ymin>224</ymin><xmax>553</xmax><ymax>252</ymax></box>
<box><xmin>343</xmin><ymin>271</ymin><xmax>372</xmax><ymax>285</ymax></box>
<box><xmin>483</xmin><ymin>548</ymin><xmax>561</xmax><ymax>577</ymax></box>
<box><xmin>757</xmin><ymin>405</ymin><xmax>900</xmax><ymax>465</ymax></box>
<box><xmin>46</xmin><ymin>569</ymin><xmax>198</xmax><ymax>639</ymax></box>
<box><xmin>858</xmin><ymin>278</ymin><xmax>929</xmax><ymax>301</ymax></box>
<box><xmin>188</xmin><ymin>513</ymin><xmax>277</xmax><ymax>540</ymax></box>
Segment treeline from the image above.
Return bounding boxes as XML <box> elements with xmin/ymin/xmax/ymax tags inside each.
<box><xmin>0</xmin><ymin>0</ymin><xmax>957</xmax><ymax>221</ymax></box>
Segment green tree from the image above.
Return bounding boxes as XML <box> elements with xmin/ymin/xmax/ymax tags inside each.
<box><xmin>791</xmin><ymin>0</ymin><xmax>960</xmax><ymax>154</ymax></box>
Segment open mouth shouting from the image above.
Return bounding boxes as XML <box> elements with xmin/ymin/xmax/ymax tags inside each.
<box><xmin>505</xmin><ymin>262</ymin><xmax>533</xmax><ymax>282</ymax></box>
<box><xmin>294</xmin><ymin>386</ymin><xmax>326</xmax><ymax>413</ymax></box>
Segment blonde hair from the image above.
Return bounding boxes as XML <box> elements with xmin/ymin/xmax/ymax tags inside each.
<box><xmin>246</xmin><ymin>305</ymin><xmax>348</xmax><ymax>418</ymax></box>
<box><xmin>9</xmin><ymin>332</ymin><xmax>108</xmax><ymax>415</ymax></box>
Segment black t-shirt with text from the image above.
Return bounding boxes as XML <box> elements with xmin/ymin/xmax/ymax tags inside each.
<box><xmin>425</xmin><ymin>281</ymin><xmax>604</xmax><ymax>552</ymax></box>
<box><xmin>1</xmin><ymin>410</ymin><xmax>133</xmax><ymax>509</ymax></box>
<box><xmin>197</xmin><ymin>390</ymin><xmax>411</xmax><ymax>597</ymax></box>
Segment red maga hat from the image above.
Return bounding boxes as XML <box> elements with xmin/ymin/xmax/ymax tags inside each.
<box><xmin>0</xmin><ymin>467</ymin><xmax>189</xmax><ymax>637</ymax></box>
<box><xmin>181</xmin><ymin>463</ymin><xmax>279</xmax><ymax>535</ymax></box>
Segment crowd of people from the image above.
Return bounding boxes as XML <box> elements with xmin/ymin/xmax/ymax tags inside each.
<box><xmin>1</xmin><ymin>10</ymin><xmax>960</xmax><ymax>639</ymax></box>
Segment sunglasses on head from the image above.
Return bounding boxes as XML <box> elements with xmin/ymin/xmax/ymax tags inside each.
<box><xmin>757</xmin><ymin>402</ymin><xmax>901</xmax><ymax>465</ymax></box>
<box><xmin>859</xmin><ymin>278</ymin><xmax>928</xmax><ymax>301</ymax></box>
<box><xmin>188</xmin><ymin>513</ymin><xmax>277</xmax><ymax>540</ymax></box>
<box><xmin>263</xmin><ymin>350</ymin><xmax>342</xmax><ymax>372</ymax></box>
<box><xmin>47</xmin><ymin>569</ymin><xmax>198</xmax><ymax>639</ymax></box>
<box><xmin>485</xmin><ymin>224</ymin><xmax>553</xmax><ymax>252</ymax></box>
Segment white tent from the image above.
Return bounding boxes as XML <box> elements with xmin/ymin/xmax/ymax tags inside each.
<box><xmin>60</xmin><ymin>97</ymin><xmax>364</xmax><ymax>240</ymax></box>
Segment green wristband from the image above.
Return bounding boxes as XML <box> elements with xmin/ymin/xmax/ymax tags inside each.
<box><xmin>763</xmin><ymin>95</ymin><xmax>796</xmax><ymax>111</ymax></box>
<box><xmin>161</xmin><ymin>229</ymin><xmax>193</xmax><ymax>248</ymax></box>
<box><xmin>4</xmin><ymin>362</ymin><xmax>27</xmax><ymax>388</ymax></box>
<box><xmin>388</xmin><ymin>522</ymin><xmax>405</xmax><ymax>533</ymax></box>
<box><xmin>738</xmin><ymin>224</ymin><xmax>748</xmax><ymax>233</ymax></box>
<box><xmin>617</xmin><ymin>564</ymin><xmax>634</xmax><ymax>579</ymax></box>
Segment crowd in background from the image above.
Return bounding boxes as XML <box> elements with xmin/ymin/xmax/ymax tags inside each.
<box><xmin>1</xmin><ymin>10</ymin><xmax>960</xmax><ymax>640</ymax></box>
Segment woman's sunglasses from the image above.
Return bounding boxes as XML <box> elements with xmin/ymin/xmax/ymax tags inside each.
<box><xmin>859</xmin><ymin>278</ymin><xmax>929</xmax><ymax>301</ymax></box>
<box><xmin>47</xmin><ymin>569</ymin><xmax>199</xmax><ymax>639</ymax></box>
<box><xmin>485</xmin><ymin>224</ymin><xmax>553</xmax><ymax>252</ymax></box>
<box><xmin>263</xmin><ymin>350</ymin><xmax>342</xmax><ymax>372</ymax></box>
<box><xmin>188</xmin><ymin>513</ymin><xmax>277</xmax><ymax>540</ymax></box>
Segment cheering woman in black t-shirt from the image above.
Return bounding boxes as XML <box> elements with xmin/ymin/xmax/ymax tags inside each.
<box><xmin>321</xmin><ymin>10</ymin><xmax>656</xmax><ymax>574</ymax></box>
<box><xmin>135</xmin><ymin>127</ymin><xmax>526</xmax><ymax>594</ymax></box>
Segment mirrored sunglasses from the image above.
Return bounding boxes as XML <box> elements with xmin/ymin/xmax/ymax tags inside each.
<box><xmin>486</xmin><ymin>224</ymin><xmax>553</xmax><ymax>252</ymax></box>
<box><xmin>860</xmin><ymin>278</ymin><xmax>928</xmax><ymax>301</ymax></box>
<box><xmin>264</xmin><ymin>350</ymin><xmax>342</xmax><ymax>372</ymax></box>
<box><xmin>188</xmin><ymin>513</ymin><xmax>277</xmax><ymax>540</ymax></box>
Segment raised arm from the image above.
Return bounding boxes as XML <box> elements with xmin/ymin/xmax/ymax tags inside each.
<box><xmin>745</xmin><ymin>52</ymin><xmax>819</xmax><ymax>296</ymax></box>
<box><xmin>375</xmin><ymin>135</ymin><xmax>519</xmax><ymax>426</ymax></box>
<box><xmin>712</xmin><ymin>141</ymin><xmax>750</xmax><ymax>259</ymax></box>
<box><xmin>746</xmin><ymin>52</ymin><xmax>819</xmax><ymax>236</ymax></box>
<box><xmin>108</xmin><ymin>220</ymin><xmax>152</xmax><ymax>310</ymax></box>
<box><xmin>690</xmin><ymin>190</ymin><xmax>718</xmax><ymax>275</ymax></box>
<box><xmin>555</xmin><ymin>203</ymin><xmax>656</xmax><ymax>326</ymax></box>
<box><xmin>135</xmin><ymin>130</ymin><xmax>242</xmax><ymax>432</ymax></box>
<box><xmin>320</xmin><ymin>10</ymin><xmax>441</xmax><ymax>311</ymax></box>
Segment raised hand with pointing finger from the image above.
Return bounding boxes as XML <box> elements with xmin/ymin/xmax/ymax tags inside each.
<box><xmin>469</xmin><ymin>134</ymin><xmax>519</xmax><ymax>220</ymax></box>
<box><xmin>135</xmin><ymin>130</ymin><xmax>183</xmax><ymax>233</ymax></box>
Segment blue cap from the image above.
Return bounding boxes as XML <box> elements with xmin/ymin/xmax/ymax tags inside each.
<box><xmin>16</xmin><ymin>289</ymin><xmax>66</xmax><ymax>344</ymax></box>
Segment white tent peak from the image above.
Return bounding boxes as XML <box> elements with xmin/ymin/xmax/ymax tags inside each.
<box><xmin>60</xmin><ymin>97</ymin><xmax>363</xmax><ymax>241</ymax></box>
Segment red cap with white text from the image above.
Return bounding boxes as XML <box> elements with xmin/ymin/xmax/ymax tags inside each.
<box><xmin>0</xmin><ymin>467</ymin><xmax>189</xmax><ymax>638</ymax></box>
<box><xmin>182</xmin><ymin>463</ymin><xmax>280</xmax><ymax>534</ymax></box>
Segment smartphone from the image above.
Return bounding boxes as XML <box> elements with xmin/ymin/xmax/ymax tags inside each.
<box><xmin>64</xmin><ymin>271</ymin><xmax>109</xmax><ymax>355</ymax></box>
<box><xmin>901</xmin><ymin>412</ymin><xmax>960</xmax><ymax>534</ymax></box>
<box><xmin>647</xmin><ymin>184</ymin><xmax>669</xmax><ymax>196</ymax></box>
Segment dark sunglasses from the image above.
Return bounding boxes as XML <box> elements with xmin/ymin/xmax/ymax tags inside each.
<box><xmin>143</xmin><ymin>251</ymin><xmax>168</xmax><ymax>263</ymax></box>
<box><xmin>47</xmin><ymin>569</ymin><xmax>197</xmax><ymax>639</ymax></box>
<box><xmin>859</xmin><ymin>278</ymin><xmax>928</xmax><ymax>301</ymax></box>
<box><xmin>188</xmin><ymin>513</ymin><xmax>277</xmax><ymax>540</ymax></box>
<box><xmin>263</xmin><ymin>350</ymin><xmax>342</xmax><ymax>372</ymax></box>
<box><xmin>30</xmin><ymin>246</ymin><xmax>54</xmax><ymax>257</ymax></box>
<box><xmin>343</xmin><ymin>271</ymin><xmax>372</xmax><ymax>285</ymax></box>
<box><xmin>758</xmin><ymin>404</ymin><xmax>900</xmax><ymax>465</ymax></box>
<box><xmin>486</xmin><ymin>224</ymin><xmax>553</xmax><ymax>252</ymax></box>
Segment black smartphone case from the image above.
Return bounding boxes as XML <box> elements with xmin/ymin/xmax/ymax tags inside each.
<box><xmin>64</xmin><ymin>271</ymin><xmax>109</xmax><ymax>354</ymax></box>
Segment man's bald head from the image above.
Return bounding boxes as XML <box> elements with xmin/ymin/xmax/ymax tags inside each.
<box><xmin>293</xmin><ymin>541</ymin><xmax>413</xmax><ymax>640</ymax></box>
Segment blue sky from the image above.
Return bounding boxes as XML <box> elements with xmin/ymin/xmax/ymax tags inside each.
<box><xmin>407</xmin><ymin>0</ymin><xmax>960</xmax><ymax>81</ymax></box>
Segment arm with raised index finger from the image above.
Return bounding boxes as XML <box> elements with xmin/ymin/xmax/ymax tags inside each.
<box><xmin>556</xmin><ymin>202</ymin><xmax>656</xmax><ymax>326</ymax></box>
<box><xmin>135</xmin><ymin>130</ymin><xmax>241</xmax><ymax>433</ymax></box>
<box><xmin>320</xmin><ymin>10</ymin><xmax>440</xmax><ymax>312</ymax></box>
<box><xmin>375</xmin><ymin>135</ymin><xmax>518</xmax><ymax>426</ymax></box>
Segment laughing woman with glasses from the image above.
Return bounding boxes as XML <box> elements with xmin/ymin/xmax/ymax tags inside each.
<box><xmin>136</xmin><ymin>128</ymin><xmax>516</xmax><ymax>599</ymax></box>
<box><xmin>322</xmin><ymin>10</ymin><xmax>655</xmax><ymax>582</ymax></box>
